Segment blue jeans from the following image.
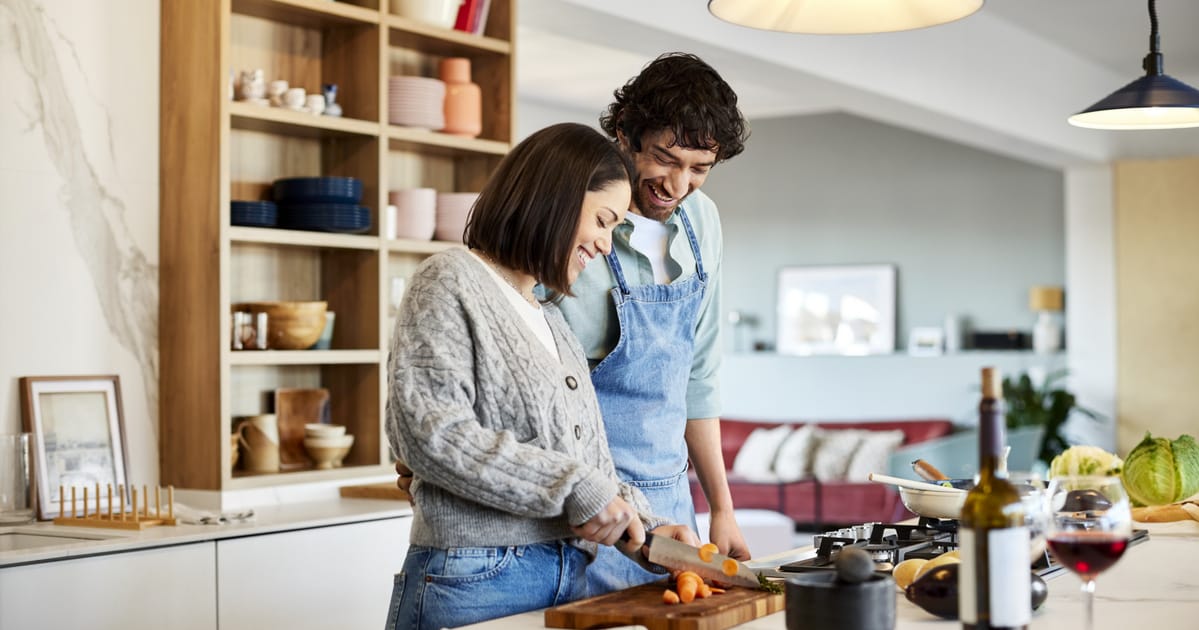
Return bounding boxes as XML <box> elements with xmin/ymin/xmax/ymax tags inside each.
<box><xmin>384</xmin><ymin>542</ymin><xmax>591</xmax><ymax>630</ymax></box>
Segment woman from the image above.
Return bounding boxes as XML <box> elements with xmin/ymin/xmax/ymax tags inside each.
<box><xmin>384</xmin><ymin>123</ymin><xmax>692</xmax><ymax>630</ymax></box>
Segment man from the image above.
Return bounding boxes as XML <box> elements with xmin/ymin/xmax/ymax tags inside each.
<box><xmin>563</xmin><ymin>52</ymin><xmax>751</xmax><ymax>592</ymax></box>
<box><xmin>397</xmin><ymin>52</ymin><xmax>751</xmax><ymax>593</ymax></box>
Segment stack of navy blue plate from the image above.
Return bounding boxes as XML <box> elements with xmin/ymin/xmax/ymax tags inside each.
<box><xmin>231</xmin><ymin>201</ymin><xmax>278</xmax><ymax>227</ymax></box>
<box><xmin>273</xmin><ymin>177</ymin><xmax>370</xmax><ymax>234</ymax></box>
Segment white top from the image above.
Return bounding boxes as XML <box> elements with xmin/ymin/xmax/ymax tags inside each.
<box><xmin>627</xmin><ymin>212</ymin><xmax>672</xmax><ymax>284</ymax></box>
<box><xmin>468</xmin><ymin>251</ymin><xmax>559</xmax><ymax>360</ymax></box>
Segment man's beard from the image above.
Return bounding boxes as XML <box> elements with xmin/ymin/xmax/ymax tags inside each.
<box><xmin>633</xmin><ymin>179</ymin><xmax>678</xmax><ymax>222</ymax></box>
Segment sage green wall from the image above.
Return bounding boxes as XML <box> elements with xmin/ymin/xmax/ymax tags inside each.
<box><xmin>701</xmin><ymin>112</ymin><xmax>1065</xmax><ymax>351</ymax></box>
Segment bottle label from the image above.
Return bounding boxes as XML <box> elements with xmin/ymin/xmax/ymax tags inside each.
<box><xmin>959</xmin><ymin>526</ymin><xmax>1032</xmax><ymax>626</ymax></box>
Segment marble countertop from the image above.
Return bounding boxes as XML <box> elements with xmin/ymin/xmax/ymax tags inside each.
<box><xmin>461</xmin><ymin>520</ymin><xmax>1199</xmax><ymax>630</ymax></box>
<box><xmin>0</xmin><ymin>498</ymin><xmax>413</xmax><ymax>568</ymax></box>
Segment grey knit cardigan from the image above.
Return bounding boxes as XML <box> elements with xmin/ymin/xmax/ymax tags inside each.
<box><xmin>386</xmin><ymin>248</ymin><xmax>666</xmax><ymax>556</ymax></box>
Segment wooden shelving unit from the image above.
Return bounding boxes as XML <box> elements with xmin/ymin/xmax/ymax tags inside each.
<box><xmin>160</xmin><ymin>0</ymin><xmax>514</xmax><ymax>502</ymax></box>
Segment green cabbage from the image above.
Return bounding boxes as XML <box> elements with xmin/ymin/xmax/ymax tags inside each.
<box><xmin>1048</xmin><ymin>445</ymin><xmax>1123</xmax><ymax>478</ymax></box>
<box><xmin>1121</xmin><ymin>432</ymin><xmax>1199</xmax><ymax>507</ymax></box>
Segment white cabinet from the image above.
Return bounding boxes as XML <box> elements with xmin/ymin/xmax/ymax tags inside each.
<box><xmin>0</xmin><ymin>542</ymin><xmax>217</xmax><ymax>630</ymax></box>
<box><xmin>216</xmin><ymin>517</ymin><xmax>410</xmax><ymax>630</ymax></box>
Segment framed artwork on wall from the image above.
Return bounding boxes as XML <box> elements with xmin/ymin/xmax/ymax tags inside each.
<box><xmin>776</xmin><ymin>264</ymin><xmax>897</xmax><ymax>356</ymax></box>
<box><xmin>19</xmin><ymin>375</ymin><xmax>129</xmax><ymax>520</ymax></box>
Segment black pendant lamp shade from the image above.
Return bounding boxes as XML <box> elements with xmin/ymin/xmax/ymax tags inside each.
<box><xmin>1069</xmin><ymin>0</ymin><xmax>1199</xmax><ymax>130</ymax></box>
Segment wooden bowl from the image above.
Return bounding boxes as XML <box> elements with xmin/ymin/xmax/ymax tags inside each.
<box><xmin>304</xmin><ymin>434</ymin><xmax>354</xmax><ymax>470</ymax></box>
<box><xmin>235</xmin><ymin>301</ymin><xmax>327</xmax><ymax>350</ymax></box>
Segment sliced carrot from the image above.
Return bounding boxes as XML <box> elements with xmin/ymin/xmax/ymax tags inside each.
<box><xmin>721</xmin><ymin>558</ymin><xmax>739</xmax><ymax>576</ymax></box>
<box><xmin>697</xmin><ymin>583</ymin><xmax>713</xmax><ymax>599</ymax></box>
<box><xmin>662</xmin><ymin>589</ymin><xmax>680</xmax><ymax>605</ymax></box>
<box><xmin>677</xmin><ymin>572</ymin><xmax>701</xmax><ymax>603</ymax></box>
<box><xmin>709</xmin><ymin>587</ymin><xmax>726</xmax><ymax>594</ymax></box>
<box><xmin>697</xmin><ymin>542</ymin><xmax>719</xmax><ymax>563</ymax></box>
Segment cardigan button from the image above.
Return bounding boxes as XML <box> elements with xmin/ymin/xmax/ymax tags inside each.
<box><xmin>565</xmin><ymin>376</ymin><xmax>578</xmax><ymax>390</ymax></box>
<box><xmin>574</xmin><ymin>425</ymin><xmax>582</xmax><ymax>440</ymax></box>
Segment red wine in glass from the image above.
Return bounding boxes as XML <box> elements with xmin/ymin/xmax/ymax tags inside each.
<box><xmin>1048</xmin><ymin>531</ymin><xmax>1129</xmax><ymax>579</ymax></box>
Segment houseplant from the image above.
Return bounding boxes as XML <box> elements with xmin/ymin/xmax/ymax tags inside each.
<box><xmin>1003</xmin><ymin>369</ymin><xmax>1102</xmax><ymax>465</ymax></box>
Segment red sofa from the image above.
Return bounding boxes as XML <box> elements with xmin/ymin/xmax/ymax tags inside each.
<box><xmin>690</xmin><ymin>418</ymin><xmax>954</xmax><ymax>528</ymax></box>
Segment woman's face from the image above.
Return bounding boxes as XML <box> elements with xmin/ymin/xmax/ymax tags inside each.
<box><xmin>568</xmin><ymin>180</ymin><xmax>630</xmax><ymax>286</ymax></box>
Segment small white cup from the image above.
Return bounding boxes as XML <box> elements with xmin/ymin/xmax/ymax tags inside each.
<box><xmin>268</xmin><ymin>80</ymin><xmax>289</xmax><ymax>106</ymax></box>
<box><xmin>306</xmin><ymin>93</ymin><xmax>326</xmax><ymax>115</ymax></box>
<box><xmin>284</xmin><ymin>87</ymin><xmax>306</xmax><ymax>109</ymax></box>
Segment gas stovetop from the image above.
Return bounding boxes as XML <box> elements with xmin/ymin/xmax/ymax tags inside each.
<box><xmin>776</xmin><ymin>517</ymin><xmax>1148</xmax><ymax>580</ymax></box>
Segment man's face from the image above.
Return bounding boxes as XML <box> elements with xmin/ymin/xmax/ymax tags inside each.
<box><xmin>620</xmin><ymin>129</ymin><xmax>717</xmax><ymax>222</ymax></box>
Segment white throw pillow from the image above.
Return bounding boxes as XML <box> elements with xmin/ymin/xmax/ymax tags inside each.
<box><xmin>731</xmin><ymin>425</ymin><xmax>793</xmax><ymax>481</ymax></box>
<box><xmin>845</xmin><ymin>430</ymin><xmax>907</xmax><ymax>482</ymax></box>
<box><xmin>773</xmin><ymin>424</ymin><xmax>818</xmax><ymax>482</ymax></box>
<box><xmin>811</xmin><ymin>429</ymin><xmax>868</xmax><ymax>482</ymax></box>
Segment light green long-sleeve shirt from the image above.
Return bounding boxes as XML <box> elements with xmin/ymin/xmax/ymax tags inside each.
<box><xmin>556</xmin><ymin>190</ymin><xmax>723</xmax><ymax>421</ymax></box>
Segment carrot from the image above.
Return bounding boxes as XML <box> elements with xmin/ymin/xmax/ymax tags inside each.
<box><xmin>721</xmin><ymin>558</ymin><xmax>739</xmax><ymax>577</ymax></box>
<box><xmin>709</xmin><ymin>587</ymin><xmax>726</xmax><ymax>594</ymax></box>
<box><xmin>662</xmin><ymin>589</ymin><xmax>680</xmax><ymax>605</ymax></box>
<box><xmin>697</xmin><ymin>542</ymin><xmax>719</xmax><ymax>563</ymax></box>
<box><xmin>677</xmin><ymin>572</ymin><xmax>701</xmax><ymax>603</ymax></box>
<box><xmin>697</xmin><ymin>583</ymin><xmax>713</xmax><ymax>599</ymax></box>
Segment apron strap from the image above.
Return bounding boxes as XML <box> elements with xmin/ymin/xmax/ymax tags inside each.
<box><xmin>606</xmin><ymin>206</ymin><xmax>707</xmax><ymax>292</ymax></box>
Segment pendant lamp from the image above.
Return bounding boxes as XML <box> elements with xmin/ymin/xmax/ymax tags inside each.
<box><xmin>707</xmin><ymin>0</ymin><xmax>983</xmax><ymax>35</ymax></box>
<box><xmin>1068</xmin><ymin>0</ymin><xmax>1199</xmax><ymax>130</ymax></box>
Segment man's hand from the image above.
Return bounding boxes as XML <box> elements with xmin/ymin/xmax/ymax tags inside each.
<box><xmin>708</xmin><ymin>508</ymin><xmax>751</xmax><ymax>560</ymax></box>
<box><xmin>395</xmin><ymin>460</ymin><xmax>414</xmax><ymax>495</ymax></box>
<box><xmin>572</xmin><ymin>496</ymin><xmax>640</xmax><ymax>547</ymax></box>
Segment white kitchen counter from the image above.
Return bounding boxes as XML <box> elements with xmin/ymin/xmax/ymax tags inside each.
<box><xmin>0</xmin><ymin>497</ymin><xmax>413</xmax><ymax>568</ymax></box>
<box><xmin>462</xmin><ymin>520</ymin><xmax>1199</xmax><ymax>629</ymax></box>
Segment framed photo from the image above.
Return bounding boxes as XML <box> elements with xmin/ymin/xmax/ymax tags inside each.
<box><xmin>776</xmin><ymin>264</ymin><xmax>897</xmax><ymax>356</ymax></box>
<box><xmin>908</xmin><ymin>326</ymin><xmax>945</xmax><ymax>356</ymax></box>
<box><xmin>19</xmin><ymin>375</ymin><xmax>129</xmax><ymax>520</ymax></box>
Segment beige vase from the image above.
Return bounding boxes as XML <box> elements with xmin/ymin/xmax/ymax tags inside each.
<box><xmin>440</xmin><ymin>57</ymin><xmax>482</xmax><ymax>138</ymax></box>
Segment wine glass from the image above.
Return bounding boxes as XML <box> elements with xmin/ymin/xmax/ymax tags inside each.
<box><xmin>1046</xmin><ymin>474</ymin><xmax>1133</xmax><ymax>630</ymax></box>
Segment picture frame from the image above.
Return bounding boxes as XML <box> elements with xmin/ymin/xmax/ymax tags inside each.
<box><xmin>19</xmin><ymin>375</ymin><xmax>129</xmax><ymax>520</ymax></box>
<box><xmin>908</xmin><ymin>326</ymin><xmax>946</xmax><ymax>356</ymax></box>
<box><xmin>776</xmin><ymin>264</ymin><xmax>897</xmax><ymax>356</ymax></box>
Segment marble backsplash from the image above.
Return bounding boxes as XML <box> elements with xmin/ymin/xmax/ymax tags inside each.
<box><xmin>0</xmin><ymin>0</ymin><xmax>160</xmax><ymax>484</ymax></box>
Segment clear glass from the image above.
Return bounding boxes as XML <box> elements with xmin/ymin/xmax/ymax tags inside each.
<box><xmin>0</xmin><ymin>433</ymin><xmax>35</xmax><ymax>524</ymax></box>
<box><xmin>1046</xmin><ymin>474</ymin><xmax>1133</xmax><ymax>630</ymax></box>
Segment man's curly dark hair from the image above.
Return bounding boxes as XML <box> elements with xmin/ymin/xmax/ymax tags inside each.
<box><xmin>600</xmin><ymin>52</ymin><xmax>749</xmax><ymax>163</ymax></box>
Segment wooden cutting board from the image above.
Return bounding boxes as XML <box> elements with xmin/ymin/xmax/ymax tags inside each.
<box><xmin>544</xmin><ymin>582</ymin><xmax>784</xmax><ymax>630</ymax></box>
<box><xmin>338</xmin><ymin>482</ymin><xmax>410</xmax><ymax>501</ymax></box>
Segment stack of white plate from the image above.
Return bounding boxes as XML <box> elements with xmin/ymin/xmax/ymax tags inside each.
<box><xmin>389</xmin><ymin>76</ymin><xmax>446</xmax><ymax>130</ymax></box>
<box><xmin>434</xmin><ymin>192</ymin><xmax>478</xmax><ymax>242</ymax></box>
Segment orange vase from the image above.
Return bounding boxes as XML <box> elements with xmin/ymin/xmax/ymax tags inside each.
<box><xmin>440</xmin><ymin>57</ymin><xmax>482</xmax><ymax>138</ymax></box>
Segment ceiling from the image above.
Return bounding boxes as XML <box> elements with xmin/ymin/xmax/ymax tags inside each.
<box><xmin>517</xmin><ymin>0</ymin><xmax>1199</xmax><ymax>169</ymax></box>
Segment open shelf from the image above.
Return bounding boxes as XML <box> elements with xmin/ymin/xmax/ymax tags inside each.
<box><xmin>232</xmin><ymin>0</ymin><xmax>381</xmax><ymax>27</ymax></box>
<box><xmin>386</xmin><ymin>127</ymin><xmax>509</xmax><ymax>156</ymax></box>
<box><xmin>229</xmin><ymin>349</ymin><xmax>382</xmax><ymax>366</ymax></box>
<box><xmin>230</xmin><ymin>463</ymin><xmax>395</xmax><ymax>489</ymax></box>
<box><xmin>230</xmin><ymin>226</ymin><xmax>380</xmax><ymax>250</ymax></box>
<box><xmin>230</xmin><ymin>102</ymin><xmax>380</xmax><ymax>138</ymax></box>
<box><xmin>386</xmin><ymin>15</ymin><xmax>511</xmax><ymax>55</ymax></box>
<box><xmin>385</xmin><ymin>238</ymin><xmax>460</xmax><ymax>255</ymax></box>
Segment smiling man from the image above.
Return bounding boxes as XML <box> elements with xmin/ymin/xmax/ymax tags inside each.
<box><xmin>556</xmin><ymin>52</ymin><xmax>752</xmax><ymax>593</ymax></box>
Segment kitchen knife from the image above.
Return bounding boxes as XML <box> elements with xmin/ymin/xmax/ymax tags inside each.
<box><xmin>629</xmin><ymin>532</ymin><xmax>762</xmax><ymax>589</ymax></box>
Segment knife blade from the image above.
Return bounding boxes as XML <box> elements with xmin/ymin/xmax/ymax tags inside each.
<box><xmin>637</xmin><ymin>532</ymin><xmax>762</xmax><ymax>589</ymax></box>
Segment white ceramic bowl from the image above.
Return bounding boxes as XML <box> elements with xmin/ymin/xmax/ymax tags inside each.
<box><xmin>392</xmin><ymin>0</ymin><xmax>463</xmax><ymax>30</ymax></box>
<box><xmin>305</xmin><ymin>423</ymin><xmax>346</xmax><ymax>438</ymax></box>
<box><xmin>898</xmin><ymin>486</ymin><xmax>966</xmax><ymax>519</ymax></box>
<box><xmin>303</xmin><ymin>434</ymin><xmax>354</xmax><ymax>470</ymax></box>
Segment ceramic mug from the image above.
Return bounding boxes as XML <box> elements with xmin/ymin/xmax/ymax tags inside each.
<box><xmin>237</xmin><ymin>414</ymin><xmax>280</xmax><ymax>473</ymax></box>
<box><xmin>306</xmin><ymin>93</ymin><xmax>326</xmax><ymax>115</ymax></box>
<box><xmin>268</xmin><ymin>80</ymin><xmax>290</xmax><ymax>107</ymax></box>
<box><xmin>284</xmin><ymin>87</ymin><xmax>306</xmax><ymax>110</ymax></box>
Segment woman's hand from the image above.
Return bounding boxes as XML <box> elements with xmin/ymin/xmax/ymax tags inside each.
<box><xmin>572</xmin><ymin>496</ymin><xmax>641</xmax><ymax>547</ymax></box>
<box><xmin>651</xmin><ymin>524</ymin><xmax>702</xmax><ymax>548</ymax></box>
<box><xmin>395</xmin><ymin>460</ymin><xmax>414</xmax><ymax>497</ymax></box>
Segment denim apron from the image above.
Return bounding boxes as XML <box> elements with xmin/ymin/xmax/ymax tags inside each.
<box><xmin>585</xmin><ymin>208</ymin><xmax>707</xmax><ymax>593</ymax></box>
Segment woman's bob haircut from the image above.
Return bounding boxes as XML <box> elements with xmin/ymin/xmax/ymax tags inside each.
<box><xmin>464</xmin><ymin>122</ymin><xmax>634</xmax><ymax>296</ymax></box>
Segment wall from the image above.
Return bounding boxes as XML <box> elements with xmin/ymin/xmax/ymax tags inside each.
<box><xmin>1115</xmin><ymin>157</ymin><xmax>1199</xmax><ymax>453</ymax></box>
<box><xmin>0</xmin><ymin>0</ymin><xmax>159</xmax><ymax>484</ymax></box>
<box><xmin>702</xmin><ymin>113</ymin><xmax>1065</xmax><ymax>349</ymax></box>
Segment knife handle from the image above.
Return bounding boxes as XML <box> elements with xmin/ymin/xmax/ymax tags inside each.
<box><xmin>618</xmin><ymin>530</ymin><xmax>654</xmax><ymax>545</ymax></box>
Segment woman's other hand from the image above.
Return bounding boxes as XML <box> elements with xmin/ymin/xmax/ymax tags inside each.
<box><xmin>572</xmin><ymin>496</ymin><xmax>640</xmax><ymax>547</ymax></box>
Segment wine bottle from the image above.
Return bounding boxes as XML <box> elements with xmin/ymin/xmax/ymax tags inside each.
<box><xmin>959</xmin><ymin>367</ymin><xmax>1030</xmax><ymax>630</ymax></box>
